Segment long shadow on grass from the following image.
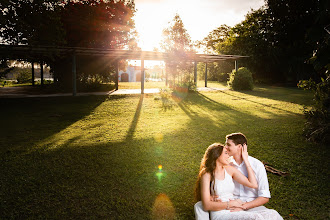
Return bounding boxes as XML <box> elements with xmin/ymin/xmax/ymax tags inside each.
<box><xmin>125</xmin><ymin>95</ymin><xmax>144</xmax><ymax>141</ymax></box>
<box><xmin>0</xmin><ymin>136</ymin><xmax>200</xmax><ymax>219</ymax></box>
<box><xmin>235</xmin><ymin>85</ymin><xmax>313</xmax><ymax>106</ymax></box>
<box><xmin>208</xmin><ymin>90</ymin><xmax>303</xmax><ymax>116</ymax></box>
<box><xmin>0</xmin><ymin>95</ymin><xmax>124</xmax><ymax>154</ymax></box>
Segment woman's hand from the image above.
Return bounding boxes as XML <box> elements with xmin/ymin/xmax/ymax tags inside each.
<box><xmin>229</xmin><ymin>199</ymin><xmax>243</xmax><ymax>209</ymax></box>
<box><xmin>242</xmin><ymin>143</ymin><xmax>249</xmax><ymax>162</ymax></box>
<box><xmin>229</xmin><ymin>199</ymin><xmax>245</xmax><ymax>212</ymax></box>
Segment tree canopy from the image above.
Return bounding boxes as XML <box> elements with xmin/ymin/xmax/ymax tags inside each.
<box><xmin>160</xmin><ymin>14</ymin><xmax>195</xmax><ymax>89</ymax></box>
<box><xmin>203</xmin><ymin>0</ymin><xmax>329</xmax><ymax>84</ymax></box>
<box><xmin>0</xmin><ymin>0</ymin><xmax>137</xmax><ymax>49</ymax></box>
<box><xmin>0</xmin><ymin>0</ymin><xmax>137</xmax><ymax>88</ymax></box>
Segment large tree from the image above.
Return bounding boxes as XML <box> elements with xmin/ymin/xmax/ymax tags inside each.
<box><xmin>0</xmin><ymin>0</ymin><xmax>137</xmax><ymax>88</ymax></box>
<box><xmin>161</xmin><ymin>14</ymin><xmax>195</xmax><ymax>89</ymax></box>
<box><xmin>0</xmin><ymin>0</ymin><xmax>65</xmax><ymax>46</ymax></box>
<box><xmin>61</xmin><ymin>0</ymin><xmax>136</xmax><ymax>49</ymax></box>
<box><xmin>196</xmin><ymin>24</ymin><xmax>233</xmax><ymax>81</ymax></box>
<box><xmin>53</xmin><ymin>0</ymin><xmax>137</xmax><ymax>88</ymax></box>
<box><xmin>214</xmin><ymin>0</ymin><xmax>329</xmax><ymax>84</ymax></box>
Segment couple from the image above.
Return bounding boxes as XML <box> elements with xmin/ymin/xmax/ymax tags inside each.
<box><xmin>194</xmin><ymin>133</ymin><xmax>283</xmax><ymax>220</ymax></box>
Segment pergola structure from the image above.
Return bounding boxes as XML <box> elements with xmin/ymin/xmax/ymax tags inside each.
<box><xmin>0</xmin><ymin>44</ymin><xmax>248</xmax><ymax>95</ymax></box>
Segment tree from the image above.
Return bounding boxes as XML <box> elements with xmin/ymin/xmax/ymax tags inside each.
<box><xmin>200</xmin><ymin>24</ymin><xmax>231</xmax><ymax>53</ymax></box>
<box><xmin>196</xmin><ymin>24</ymin><xmax>234</xmax><ymax>82</ymax></box>
<box><xmin>214</xmin><ymin>1</ymin><xmax>327</xmax><ymax>84</ymax></box>
<box><xmin>53</xmin><ymin>0</ymin><xmax>137</xmax><ymax>88</ymax></box>
<box><xmin>61</xmin><ymin>0</ymin><xmax>136</xmax><ymax>49</ymax></box>
<box><xmin>0</xmin><ymin>0</ymin><xmax>137</xmax><ymax>89</ymax></box>
<box><xmin>161</xmin><ymin>14</ymin><xmax>195</xmax><ymax>90</ymax></box>
<box><xmin>215</xmin><ymin>8</ymin><xmax>286</xmax><ymax>83</ymax></box>
<box><xmin>298</xmin><ymin>0</ymin><xmax>330</xmax><ymax>144</ymax></box>
<box><xmin>0</xmin><ymin>0</ymin><xmax>65</xmax><ymax>46</ymax></box>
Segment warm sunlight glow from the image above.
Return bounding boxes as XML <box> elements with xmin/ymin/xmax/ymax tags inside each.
<box><xmin>152</xmin><ymin>193</ymin><xmax>176</xmax><ymax>220</ymax></box>
<box><xmin>134</xmin><ymin>0</ymin><xmax>265</xmax><ymax>51</ymax></box>
<box><xmin>154</xmin><ymin>133</ymin><xmax>164</xmax><ymax>143</ymax></box>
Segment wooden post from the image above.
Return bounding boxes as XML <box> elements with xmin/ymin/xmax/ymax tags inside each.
<box><xmin>115</xmin><ymin>60</ymin><xmax>119</xmax><ymax>90</ymax></box>
<box><xmin>141</xmin><ymin>59</ymin><xmax>144</xmax><ymax>94</ymax></box>
<box><xmin>72</xmin><ymin>53</ymin><xmax>77</xmax><ymax>96</ymax></box>
<box><xmin>194</xmin><ymin>61</ymin><xmax>197</xmax><ymax>87</ymax></box>
<box><xmin>205</xmin><ymin>62</ymin><xmax>208</xmax><ymax>87</ymax></box>
<box><xmin>235</xmin><ymin>60</ymin><xmax>238</xmax><ymax>73</ymax></box>
<box><xmin>31</xmin><ymin>62</ymin><xmax>35</xmax><ymax>86</ymax></box>
<box><xmin>40</xmin><ymin>61</ymin><xmax>44</xmax><ymax>86</ymax></box>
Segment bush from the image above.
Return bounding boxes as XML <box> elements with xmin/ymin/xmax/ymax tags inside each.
<box><xmin>227</xmin><ymin>67</ymin><xmax>254</xmax><ymax>90</ymax></box>
<box><xmin>15</xmin><ymin>69</ymin><xmax>32</xmax><ymax>84</ymax></box>
<box><xmin>218</xmin><ymin>72</ymin><xmax>229</xmax><ymax>82</ymax></box>
<box><xmin>298</xmin><ymin>73</ymin><xmax>330</xmax><ymax>144</ymax></box>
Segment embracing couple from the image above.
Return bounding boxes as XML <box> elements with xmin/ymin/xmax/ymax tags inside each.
<box><xmin>194</xmin><ymin>132</ymin><xmax>283</xmax><ymax>220</ymax></box>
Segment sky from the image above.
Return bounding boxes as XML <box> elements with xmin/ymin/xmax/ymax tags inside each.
<box><xmin>134</xmin><ymin>0</ymin><xmax>265</xmax><ymax>51</ymax></box>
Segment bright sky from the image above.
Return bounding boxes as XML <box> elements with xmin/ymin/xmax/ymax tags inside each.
<box><xmin>134</xmin><ymin>0</ymin><xmax>265</xmax><ymax>52</ymax></box>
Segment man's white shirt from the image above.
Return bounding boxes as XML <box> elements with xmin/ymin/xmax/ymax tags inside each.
<box><xmin>230</xmin><ymin>155</ymin><xmax>271</xmax><ymax>202</ymax></box>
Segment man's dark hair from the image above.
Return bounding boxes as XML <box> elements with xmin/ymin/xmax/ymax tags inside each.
<box><xmin>226</xmin><ymin>132</ymin><xmax>247</xmax><ymax>146</ymax></box>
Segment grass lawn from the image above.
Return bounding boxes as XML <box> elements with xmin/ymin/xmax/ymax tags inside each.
<box><xmin>0</xmin><ymin>82</ymin><xmax>329</xmax><ymax>219</ymax></box>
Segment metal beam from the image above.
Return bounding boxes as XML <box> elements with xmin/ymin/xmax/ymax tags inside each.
<box><xmin>235</xmin><ymin>60</ymin><xmax>238</xmax><ymax>73</ymax></box>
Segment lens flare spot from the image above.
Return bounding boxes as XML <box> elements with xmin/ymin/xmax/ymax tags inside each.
<box><xmin>152</xmin><ymin>193</ymin><xmax>176</xmax><ymax>220</ymax></box>
<box><xmin>154</xmin><ymin>133</ymin><xmax>164</xmax><ymax>143</ymax></box>
<box><xmin>156</xmin><ymin>171</ymin><xmax>164</xmax><ymax>182</ymax></box>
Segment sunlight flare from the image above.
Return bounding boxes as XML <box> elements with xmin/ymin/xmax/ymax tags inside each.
<box><xmin>151</xmin><ymin>193</ymin><xmax>176</xmax><ymax>220</ymax></box>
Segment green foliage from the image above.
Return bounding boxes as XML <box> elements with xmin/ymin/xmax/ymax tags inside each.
<box><xmin>0</xmin><ymin>0</ymin><xmax>65</xmax><ymax>46</ymax></box>
<box><xmin>15</xmin><ymin>69</ymin><xmax>32</xmax><ymax>84</ymax></box>
<box><xmin>0</xmin><ymin>60</ymin><xmax>14</xmax><ymax>79</ymax></box>
<box><xmin>0</xmin><ymin>1</ymin><xmax>137</xmax><ymax>89</ymax></box>
<box><xmin>228</xmin><ymin>67</ymin><xmax>254</xmax><ymax>90</ymax></box>
<box><xmin>197</xmin><ymin>62</ymin><xmax>233</xmax><ymax>82</ymax></box>
<box><xmin>161</xmin><ymin>13</ymin><xmax>192</xmax><ymax>53</ymax></box>
<box><xmin>213</xmin><ymin>1</ymin><xmax>328</xmax><ymax>84</ymax></box>
<box><xmin>197</xmin><ymin>24</ymin><xmax>231</xmax><ymax>52</ymax></box>
<box><xmin>218</xmin><ymin>72</ymin><xmax>229</xmax><ymax>82</ymax></box>
<box><xmin>298</xmin><ymin>73</ymin><xmax>330</xmax><ymax>144</ymax></box>
<box><xmin>296</xmin><ymin>0</ymin><xmax>330</xmax><ymax>144</ymax></box>
<box><xmin>161</xmin><ymin>14</ymin><xmax>195</xmax><ymax>89</ymax></box>
<box><xmin>61</xmin><ymin>0</ymin><xmax>136</xmax><ymax>49</ymax></box>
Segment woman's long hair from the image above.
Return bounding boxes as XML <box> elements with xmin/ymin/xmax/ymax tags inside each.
<box><xmin>195</xmin><ymin>143</ymin><xmax>225</xmax><ymax>201</ymax></box>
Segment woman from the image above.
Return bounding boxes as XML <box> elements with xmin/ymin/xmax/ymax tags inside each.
<box><xmin>195</xmin><ymin>143</ymin><xmax>267</xmax><ymax>220</ymax></box>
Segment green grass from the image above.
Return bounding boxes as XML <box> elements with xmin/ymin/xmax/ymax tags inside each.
<box><xmin>0</xmin><ymin>82</ymin><xmax>329</xmax><ymax>219</ymax></box>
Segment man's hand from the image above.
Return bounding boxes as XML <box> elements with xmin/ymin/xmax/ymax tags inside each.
<box><xmin>241</xmin><ymin>143</ymin><xmax>249</xmax><ymax>161</ymax></box>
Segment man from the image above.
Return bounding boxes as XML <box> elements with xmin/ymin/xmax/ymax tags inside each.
<box><xmin>194</xmin><ymin>132</ymin><xmax>283</xmax><ymax>219</ymax></box>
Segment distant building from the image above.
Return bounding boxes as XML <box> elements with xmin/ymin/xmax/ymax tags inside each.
<box><xmin>119</xmin><ymin>66</ymin><xmax>143</xmax><ymax>82</ymax></box>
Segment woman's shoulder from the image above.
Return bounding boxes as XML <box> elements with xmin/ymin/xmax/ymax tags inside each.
<box><xmin>224</xmin><ymin>166</ymin><xmax>236</xmax><ymax>175</ymax></box>
<box><xmin>201</xmin><ymin>171</ymin><xmax>211</xmax><ymax>180</ymax></box>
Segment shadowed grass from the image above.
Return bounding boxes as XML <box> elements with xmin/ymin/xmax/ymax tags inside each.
<box><xmin>0</xmin><ymin>83</ymin><xmax>328</xmax><ymax>219</ymax></box>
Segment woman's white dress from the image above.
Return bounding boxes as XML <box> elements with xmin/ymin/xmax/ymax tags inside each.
<box><xmin>210</xmin><ymin>169</ymin><xmax>283</xmax><ymax>220</ymax></box>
